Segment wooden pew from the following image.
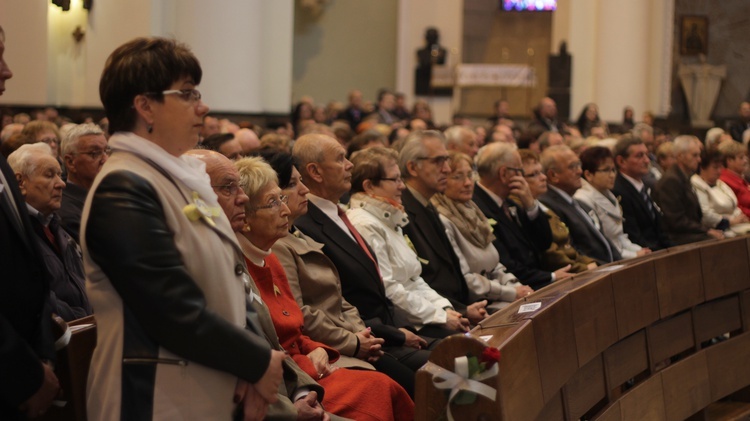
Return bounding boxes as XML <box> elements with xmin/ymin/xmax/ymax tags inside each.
<box><xmin>416</xmin><ymin>236</ymin><xmax>750</xmax><ymax>420</ymax></box>
<box><xmin>39</xmin><ymin>315</ymin><xmax>97</xmax><ymax>421</ymax></box>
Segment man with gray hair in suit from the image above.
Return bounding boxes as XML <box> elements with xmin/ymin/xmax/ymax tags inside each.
<box><xmin>539</xmin><ymin>145</ymin><xmax>621</xmax><ymax>264</ymax></box>
<box><xmin>59</xmin><ymin>123</ymin><xmax>109</xmax><ymax>242</ymax></box>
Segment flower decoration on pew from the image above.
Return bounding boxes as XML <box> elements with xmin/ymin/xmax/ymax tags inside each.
<box><xmin>423</xmin><ymin>346</ymin><xmax>500</xmax><ymax>421</ymax></box>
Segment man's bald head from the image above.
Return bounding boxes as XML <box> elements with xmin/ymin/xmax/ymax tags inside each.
<box><xmin>186</xmin><ymin>149</ymin><xmax>229</xmax><ymax>179</ymax></box>
<box><xmin>186</xmin><ymin>149</ymin><xmax>249</xmax><ymax>231</ymax></box>
<box><xmin>234</xmin><ymin>128</ymin><xmax>260</xmax><ymax>156</ymax></box>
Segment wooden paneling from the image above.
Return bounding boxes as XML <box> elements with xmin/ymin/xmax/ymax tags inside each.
<box><xmin>569</xmin><ymin>275</ymin><xmax>618</xmax><ymax>367</ymax></box>
<box><xmin>498</xmin><ymin>321</ymin><xmax>545</xmax><ymax>421</ymax></box>
<box><xmin>647</xmin><ymin>311</ymin><xmax>694</xmax><ymax>367</ymax></box>
<box><xmin>603</xmin><ymin>330</ymin><xmax>648</xmax><ymax>392</ymax></box>
<box><xmin>693</xmin><ymin>296</ymin><xmax>742</xmax><ymax>344</ymax></box>
<box><xmin>562</xmin><ymin>355</ymin><xmax>606</xmax><ymax>420</ymax></box>
<box><xmin>702</xmin><ymin>238</ymin><xmax>750</xmax><ymax>300</ymax></box>
<box><xmin>535</xmin><ymin>390</ymin><xmax>564</xmax><ymax>421</ymax></box>
<box><xmin>618</xmin><ymin>375</ymin><xmax>667</xmax><ymax>420</ymax></box>
<box><xmin>531</xmin><ymin>295</ymin><xmax>578</xmax><ymax>401</ymax></box>
<box><xmin>653</xmin><ymin>248</ymin><xmax>704</xmax><ymax>317</ymax></box>
<box><xmin>741</xmin><ymin>290</ymin><xmax>750</xmax><ymax>332</ymax></box>
<box><xmin>611</xmin><ymin>261</ymin><xmax>660</xmax><ymax>339</ymax></box>
<box><xmin>594</xmin><ymin>401</ymin><xmax>622</xmax><ymax>421</ymax></box>
<box><xmin>461</xmin><ymin>0</ymin><xmax>552</xmax><ymax>118</ymax></box>
<box><xmin>661</xmin><ymin>352</ymin><xmax>711</xmax><ymax>421</ymax></box>
<box><xmin>706</xmin><ymin>332</ymin><xmax>750</xmax><ymax>400</ymax></box>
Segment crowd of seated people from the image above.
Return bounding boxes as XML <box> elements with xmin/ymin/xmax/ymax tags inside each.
<box><xmin>5</xmin><ymin>29</ymin><xmax>750</xmax><ymax>419</ymax></box>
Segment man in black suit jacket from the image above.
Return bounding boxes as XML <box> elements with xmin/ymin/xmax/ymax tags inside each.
<box><xmin>293</xmin><ymin>133</ymin><xmax>432</xmax><ymax>371</ymax></box>
<box><xmin>652</xmin><ymin>135</ymin><xmax>724</xmax><ymax>245</ymax></box>
<box><xmin>0</xmin><ymin>26</ymin><xmax>60</xmax><ymax>420</ymax></box>
<box><xmin>611</xmin><ymin>137</ymin><xmax>672</xmax><ymax>250</ymax></box>
<box><xmin>540</xmin><ymin>145</ymin><xmax>621</xmax><ymax>264</ymax></box>
<box><xmin>399</xmin><ymin>130</ymin><xmax>487</xmax><ymax>324</ymax></box>
<box><xmin>473</xmin><ymin>142</ymin><xmax>563</xmax><ymax>290</ymax></box>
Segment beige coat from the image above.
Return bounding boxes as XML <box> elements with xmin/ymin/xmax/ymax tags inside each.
<box><xmin>273</xmin><ymin>229</ymin><xmax>374</xmax><ymax>370</ymax></box>
<box><xmin>82</xmin><ymin>152</ymin><xmax>269</xmax><ymax>420</ymax></box>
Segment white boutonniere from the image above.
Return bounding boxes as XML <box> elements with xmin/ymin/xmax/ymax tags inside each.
<box><xmin>403</xmin><ymin>234</ymin><xmax>429</xmax><ymax>265</ymax></box>
<box><xmin>487</xmin><ymin>218</ymin><xmax>497</xmax><ymax>228</ymax></box>
<box><xmin>183</xmin><ymin>192</ymin><xmax>221</xmax><ymax>227</ymax></box>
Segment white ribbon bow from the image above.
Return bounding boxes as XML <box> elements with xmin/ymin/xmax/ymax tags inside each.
<box><xmin>423</xmin><ymin>356</ymin><xmax>499</xmax><ymax>421</ymax></box>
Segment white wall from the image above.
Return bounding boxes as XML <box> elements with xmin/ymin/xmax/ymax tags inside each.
<box><xmin>0</xmin><ymin>0</ymin><xmax>50</xmax><ymax>105</ymax></box>
<box><xmin>396</xmin><ymin>0</ymin><xmax>463</xmax><ymax>126</ymax></box>
<box><xmin>0</xmin><ymin>0</ymin><xmax>294</xmax><ymax>114</ymax></box>
<box><xmin>562</xmin><ymin>0</ymin><xmax>674</xmax><ymax>122</ymax></box>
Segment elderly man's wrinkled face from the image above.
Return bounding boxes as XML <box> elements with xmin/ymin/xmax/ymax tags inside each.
<box><xmin>678</xmin><ymin>142</ymin><xmax>702</xmax><ymax>174</ymax></box>
<box><xmin>207</xmin><ymin>156</ymin><xmax>249</xmax><ymax>232</ymax></box>
<box><xmin>67</xmin><ymin>133</ymin><xmax>108</xmax><ymax>189</ymax></box>
<box><xmin>409</xmin><ymin>136</ymin><xmax>450</xmax><ymax>197</ymax></box>
<box><xmin>19</xmin><ymin>153</ymin><xmax>65</xmax><ymax>216</ymax></box>
<box><xmin>618</xmin><ymin>143</ymin><xmax>650</xmax><ymax>179</ymax></box>
<box><xmin>548</xmin><ymin>149</ymin><xmax>582</xmax><ymax>195</ymax></box>
<box><xmin>318</xmin><ymin>137</ymin><xmax>353</xmax><ymax>198</ymax></box>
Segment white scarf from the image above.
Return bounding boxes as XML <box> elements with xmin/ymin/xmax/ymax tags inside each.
<box><xmin>107</xmin><ymin>132</ymin><xmax>218</xmax><ymax>207</ymax></box>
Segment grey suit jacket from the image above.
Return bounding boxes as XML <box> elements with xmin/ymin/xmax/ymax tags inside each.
<box><xmin>540</xmin><ymin>186</ymin><xmax>621</xmax><ymax>264</ymax></box>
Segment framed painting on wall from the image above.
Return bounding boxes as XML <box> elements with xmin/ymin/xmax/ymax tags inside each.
<box><xmin>680</xmin><ymin>15</ymin><xmax>708</xmax><ymax>56</ymax></box>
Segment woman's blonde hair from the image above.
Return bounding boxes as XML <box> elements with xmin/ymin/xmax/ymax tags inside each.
<box><xmin>235</xmin><ymin>156</ymin><xmax>278</xmax><ymax>211</ymax></box>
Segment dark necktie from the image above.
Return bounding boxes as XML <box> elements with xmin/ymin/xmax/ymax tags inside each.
<box><xmin>337</xmin><ymin>207</ymin><xmax>381</xmax><ymax>278</ymax></box>
<box><xmin>641</xmin><ymin>186</ymin><xmax>656</xmax><ymax>220</ymax></box>
<box><xmin>43</xmin><ymin>223</ymin><xmax>61</xmax><ymax>255</ymax></box>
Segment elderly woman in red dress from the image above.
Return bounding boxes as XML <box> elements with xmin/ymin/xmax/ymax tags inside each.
<box><xmin>233</xmin><ymin>156</ymin><xmax>414</xmax><ymax>421</ymax></box>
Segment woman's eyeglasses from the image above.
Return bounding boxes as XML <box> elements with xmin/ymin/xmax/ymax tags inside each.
<box><xmin>379</xmin><ymin>176</ymin><xmax>404</xmax><ymax>184</ymax></box>
<box><xmin>251</xmin><ymin>194</ymin><xmax>289</xmax><ymax>211</ymax></box>
<box><xmin>146</xmin><ymin>89</ymin><xmax>202</xmax><ymax>102</ymax></box>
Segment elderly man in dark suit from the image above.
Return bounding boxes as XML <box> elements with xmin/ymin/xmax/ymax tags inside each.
<box><xmin>473</xmin><ymin>142</ymin><xmax>565</xmax><ymax>290</ymax></box>
<box><xmin>399</xmin><ymin>130</ymin><xmax>487</xmax><ymax>324</ymax></box>
<box><xmin>539</xmin><ymin>145</ymin><xmax>621</xmax><ymax>264</ymax></box>
<box><xmin>0</xmin><ymin>25</ymin><xmax>61</xmax><ymax>420</ymax></box>
<box><xmin>292</xmin><ymin>133</ymin><xmax>433</xmax><ymax>373</ymax></box>
<box><xmin>653</xmin><ymin>135</ymin><xmax>724</xmax><ymax>244</ymax></box>
<box><xmin>611</xmin><ymin>136</ymin><xmax>673</xmax><ymax>250</ymax></box>
<box><xmin>8</xmin><ymin>143</ymin><xmax>93</xmax><ymax>321</ymax></box>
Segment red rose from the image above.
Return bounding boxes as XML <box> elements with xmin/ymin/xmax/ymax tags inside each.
<box><xmin>479</xmin><ymin>347</ymin><xmax>500</xmax><ymax>368</ymax></box>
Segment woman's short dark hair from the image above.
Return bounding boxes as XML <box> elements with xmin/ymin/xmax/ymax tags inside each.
<box><xmin>580</xmin><ymin>146</ymin><xmax>613</xmax><ymax>174</ymax></box>
<box><xmin>99</xmin><ymin>37</ymin><xmax>202</xmax><ymax>135</ymax></box>
<box><xmin>350</xmin><ymin>146</ymin><xmax>398</xmax><ymax>194</ymax></box>
<box><xmin>261</xmin><ymin>151</ymin><xmax>297</xmax><ymax>189</ymax></box>
<box><xmin>700</xmin><ymin>146</ymin><xmax>723</xmax><ymax>170</ymax></box>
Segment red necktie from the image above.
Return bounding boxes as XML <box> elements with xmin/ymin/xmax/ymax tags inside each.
<box><xmin>43</xmin><ymin>224</ymin><xmax>60</xmax><ymax>254</ymax></box>
<box><xmin>337</xmin><ymin>207</ymin><xmax>382</xmax><ymax>278</ymax></box>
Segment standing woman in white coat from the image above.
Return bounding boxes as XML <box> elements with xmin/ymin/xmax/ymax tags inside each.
<box><xmin>574</xmin><ymin>146</ymin><xmax>651</xmax><ymax>259</ymax></box>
